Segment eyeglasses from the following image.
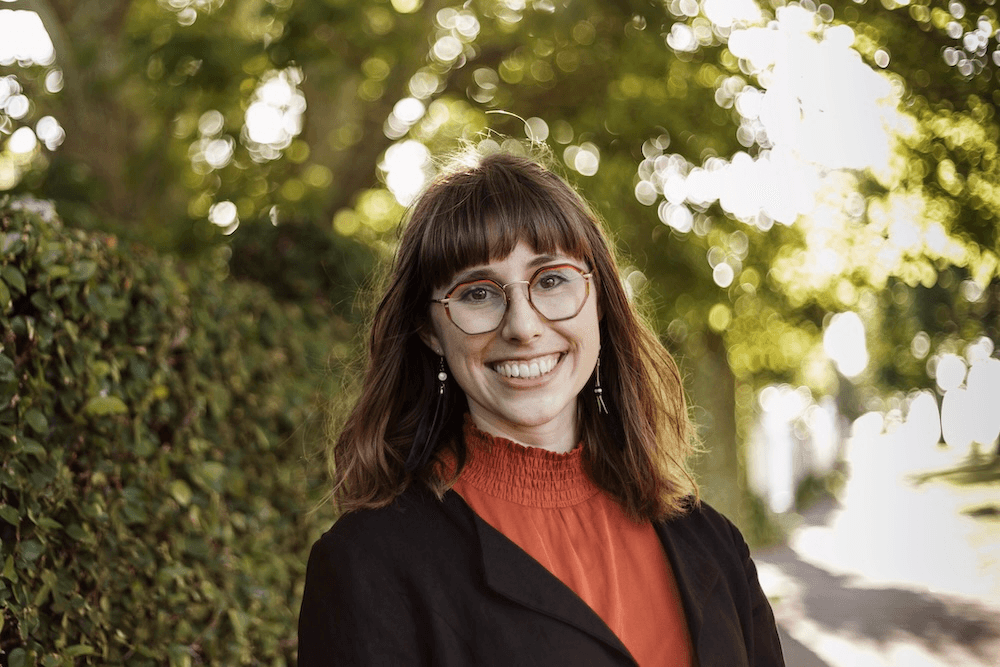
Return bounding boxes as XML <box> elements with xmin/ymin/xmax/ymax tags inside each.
<box><xmin>431</xmin><ymin>264</ymin><xmax>594</xmax><ymax>335</ymax></box>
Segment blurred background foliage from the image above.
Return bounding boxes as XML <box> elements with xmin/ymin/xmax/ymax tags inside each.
<box><xmin>1</xmin><ymin>198</ymin><xmax>347</xmax><ymax>664</ymax></box>
<box><xmin>1</xmin><ymin>0</ymin><xmax>999</xmax><ymax>662</ymax></box>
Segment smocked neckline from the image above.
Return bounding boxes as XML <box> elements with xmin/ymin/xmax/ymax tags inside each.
<box><xmin>458</xmin><ymin>416</ymin><xmax>598</xmax><ymax>508</ymax></box>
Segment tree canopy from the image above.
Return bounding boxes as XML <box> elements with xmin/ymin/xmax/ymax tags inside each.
<box><xmin>2</xmin><ymin>0</ymin><xmax>998</xmax><ymax>521</ymax></box>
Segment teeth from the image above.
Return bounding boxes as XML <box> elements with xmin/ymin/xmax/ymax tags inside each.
<box><xmin>493</xmin><ymin>354</ymin><xmax>560</xmax><ymax>379</ymax></box>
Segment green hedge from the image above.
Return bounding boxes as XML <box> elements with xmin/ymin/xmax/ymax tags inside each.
<box><xmin>0</xmin><ymin>197</ymin><xmax>345</xmax><ymax>665</ymax></box>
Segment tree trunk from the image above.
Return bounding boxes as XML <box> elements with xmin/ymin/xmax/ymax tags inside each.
<box><xmin>687</xmin><ymin>330</ymin><xmax>745</xmax><ymax>527</ymax></box>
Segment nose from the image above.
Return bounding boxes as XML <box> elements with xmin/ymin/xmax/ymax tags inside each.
<box><xmin>500</xmin><ymin>282</ymin><xmax>544</xmax><ymax>342</ymax></box>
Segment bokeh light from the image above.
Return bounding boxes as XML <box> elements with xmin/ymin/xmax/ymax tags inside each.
<box><xmin>430</xmin><ymin>8</ymin><xmax>480</xmax><ymax>65</ymax></box>
<box><xmin>380</xmin><ymin>140</ymin><xmax>432</xmax><ymax>206</ymax></box>
<box><xmin>385</xmin><ymin>97</ymin><xmax>426</xmax><ymax>140</ymax></box>
<box><xmin>189</xmin><ymin>110</ymin><xmax>235</xmax><ymax>173</ymax></box>
<box><xmin>638</xmin><ymin>3</ymin><xmax>907</xmax><ymax>239</ymax></box>
<box><xmin>242</xmin><ymin>68</ymin><xmax>306</xmax><ymax>162</ymax></box>
<box><xmin>158</xmin><ymin>0</ymin><xmax>225</xmax><ymax>25</ymax></box>
<box><xmin>934</xmin><ymin>353</ymin><xmax>967</xmax><ymax>392</ymax></box>
<box><xmin>823</xmin><ymin>311</ymin><xmax>868</xmax><ymax>378</ymax></box>
<box><xmin>7</xmin><ymin>126</ymin><xmax>37</xmax><ymax>154</ymax></box>
<box><xmin>208</xmin><ymin>200</ymin><xmax>239</xmax><ymax>235</ymax></box>
<box><xmin>524</xmin><ymin>117</ymin><xmax>548</xmax><ymax>143</ymax></box>
<box><xmin>390</xmin><ymin>0</ymin><xmax>423</xmax><ymax>14</ymax></box>
<box><xmin>0</xmin><ymin>10</ymin><xmax>55</xmax><ymax>67</ymax></box>
<box><xmin>749</xmin><ymin>384</ymin><xmax>838</xmax><ymax>514</ymax></box>
<box><xmin>563</xmin><ymin>142</ymin><xmax>600</xmax><ymax>176</ymax></box>
<box><xmin>35</xmin><ymin>116</ymin><xmax>65</xmax><ymax>151</ymax></box>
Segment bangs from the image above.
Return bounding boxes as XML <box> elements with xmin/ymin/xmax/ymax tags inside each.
<box><xmin>414</xmin><ymin>162</ymin><xmax>596</xmax><ymax>289</ymax></box>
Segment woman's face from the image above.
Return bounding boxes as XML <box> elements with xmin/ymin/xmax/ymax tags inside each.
<box><xmin>422</xmin><ymin>241</ymin><xmax>601</xmax><ymax>452</ymax></box>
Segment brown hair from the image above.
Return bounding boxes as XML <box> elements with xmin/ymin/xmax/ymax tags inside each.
<box><xmin>332</xmin><ymin>149</ymin><xmax>698</xmax><ymax>521</ymax></box>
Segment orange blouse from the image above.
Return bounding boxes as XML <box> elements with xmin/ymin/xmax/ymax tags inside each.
<box><xmin>451</xmin><ymin>420</ymin><xmax>693</xmax><ymax>667</ymax></box>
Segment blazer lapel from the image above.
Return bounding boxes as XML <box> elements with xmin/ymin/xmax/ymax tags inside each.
<box><xmin>655</xmin><ymin>517</ymin><xmax>722</xmax><ymax>666</ymax></box>
<box><xmin>444</xmin><ymin>492</ymin><xmax>634</xmax><ymax>662</ymax></box>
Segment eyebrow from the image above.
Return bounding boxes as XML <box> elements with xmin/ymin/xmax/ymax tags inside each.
<box><xmin>449</xmin><ymin>255</ymin><xmax>582</xmax><ymax>287</ymax></box>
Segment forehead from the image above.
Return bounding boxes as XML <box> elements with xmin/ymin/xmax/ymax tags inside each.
<box><xmin>419</xmin><ymin>211</ymin><xmax>592</xmax><ymax>290</ymax></box>
<box><xmin>413</xmin><ymin>160</ymin><xmax>595</xmax><ymax>289</ymax></box>
<box><xmin>447</xmin><ymin>243</ymin><xmax>581</xmax><ymax>283</ymax></box>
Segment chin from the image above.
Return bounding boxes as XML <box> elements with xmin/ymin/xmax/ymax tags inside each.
<box><xmin>500</xmin><ymin>400</ymin><xmax>572</xmax><ymax>429</ymax></box>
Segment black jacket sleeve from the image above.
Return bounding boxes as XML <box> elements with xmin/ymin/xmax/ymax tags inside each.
<box><xmin>297</xmin><ymin>529</ymin><xmax>429</xmax><ymax>667</ymax></box>
<box><xmin>727</xmin><ymin>519</ymin><xmax>785</xmax><ymax>666</ymax></box>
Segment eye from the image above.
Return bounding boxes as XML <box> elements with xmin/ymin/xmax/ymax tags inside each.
<box><xmin>454</xmin><ymin>281</ymin><xmax>503</xmax><ymax>304</ymax></box>
<box><xmin>534</xmin><ymin>268</ymin><xmax>575</xmax><ymax>291</ymax></box>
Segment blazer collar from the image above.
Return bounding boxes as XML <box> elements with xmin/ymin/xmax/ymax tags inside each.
<box><xmin>444</xmin><ymin>491</ymin><xmax>634</xmax><ymax>662</ymax></box>
<box><xmin>441</xmin><ymin>491</ymin><xmax>723</xmax><ymax>666</ymax></box>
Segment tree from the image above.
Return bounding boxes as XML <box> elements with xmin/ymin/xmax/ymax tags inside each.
<box><xmin>3</xmin><ymin>0</ymin><xmax>998</xmax><ymax>531</ymax></box>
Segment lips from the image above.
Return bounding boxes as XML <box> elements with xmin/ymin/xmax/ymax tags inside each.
<box><xmin>491</xmin><ymin>353</ymin><xmax>562</xmax><ymax>379</ymax></box>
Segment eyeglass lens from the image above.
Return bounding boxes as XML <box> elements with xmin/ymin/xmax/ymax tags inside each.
<box><xmin>445</xmin><ymin>266</ymin><xmax>589</xmax><ymax>334</ymax></box>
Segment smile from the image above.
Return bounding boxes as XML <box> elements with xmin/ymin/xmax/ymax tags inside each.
<box><xmin>491</xmin><ymin>353</ymin><xmax>562</xmax><ymax>379</ymax></box>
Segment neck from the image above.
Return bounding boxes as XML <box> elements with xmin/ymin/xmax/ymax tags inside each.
<box><xmin>467</xmin><ymin>408</ymin><xmax>579</xmax><ymax>454</ymax></box>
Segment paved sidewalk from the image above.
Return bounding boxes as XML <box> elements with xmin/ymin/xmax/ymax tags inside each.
<box><xmin>752</xmin><ymin>444</ymin><xmax>1000</xmax><ymax>667</ymax></box>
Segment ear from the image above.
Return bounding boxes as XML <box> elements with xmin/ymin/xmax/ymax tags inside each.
<box><xmin>418</xmin><ymin>323</ymin><xmax>444</xmax><ymax>357</ymax></box>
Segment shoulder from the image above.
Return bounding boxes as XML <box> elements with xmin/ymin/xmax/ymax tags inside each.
<box><xmin>665</xmin><ymin>498</ymin><xmax>743</xmax><ymax>536</ymax></box>
<box><xmin>310</xmin><ymin>486</ymin><xmax>476</xmax><ymax>572</ymax></box>
<box><xmin>689</xmin><ymin>499</ymin><xmax>741</xmax><ymax>529</ymax></box>
<box><xmin>302</xmin><ymin>486</ymin><xmax>484</xmax><ymax>631</ymax></box>
<box><xmin>657</xmin><ymin>498</ymin><xmax>752</xmax><ymax>564</ymax></box>
<box><xmin>299</xmin><ymin>488</ymin><xmax>482</xmax><ymax>665</ymax></box>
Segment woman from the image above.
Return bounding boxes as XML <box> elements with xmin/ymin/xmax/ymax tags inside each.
<box><xmin>299</xmin><ymin>149</ymin><xmax>785</xmax><ymax>666</ymax></box>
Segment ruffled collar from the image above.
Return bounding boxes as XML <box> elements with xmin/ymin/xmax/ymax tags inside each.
<box><xmin>458</xmin><ymin>416</ymin><xmax>598</xmax><ymax>508</ymax></box>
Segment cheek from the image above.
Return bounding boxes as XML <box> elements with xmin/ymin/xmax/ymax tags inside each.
<box><xmin>435</xmin><ymin>324</ymin><xmax>482</xmax><ymax>371</ymax></box>
<box><xmin>580</xmin><ymin>301</ymin><xmax>602</xmax><ymax>347</ymax></box>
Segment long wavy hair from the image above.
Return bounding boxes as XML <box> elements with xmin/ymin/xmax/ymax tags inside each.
<box><xmin>332</xmin><ymin>149</ymin><xmax>697</xmax><ymax>521</ymax></box>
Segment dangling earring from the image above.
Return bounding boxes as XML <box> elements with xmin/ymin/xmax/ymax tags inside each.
<box><xmin>436</xmin><ymin>355</ymin><xmax>448</xmax><ymax>394</ymax></box>
<box><xmin>407</xmin><ymin>353</ymin><xmax>450</xmax><ymax>473</ymax></box>
<box><xmin>594</xmin><ymin>355</ymin><xmax>609</xmax><ymax>414</ymax></box>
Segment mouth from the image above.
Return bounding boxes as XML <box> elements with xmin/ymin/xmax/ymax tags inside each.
<box><xmin>491</xmin><ymin>353</ymin><xmax>563</xmax><ymax>379</ymax></box>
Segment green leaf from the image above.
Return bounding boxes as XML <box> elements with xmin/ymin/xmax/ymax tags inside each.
<box><xmin>168</xmin><ymin>644</ymin><xmax>193</xmax><ymax>667</ymax></box>
<box><xmin>64</xmin><ymin>645</ymin><xmax>95</xmax><ymax>658</ymax></box>
<box><xmin>83</xmin><ymin>395</ymin><xmax>129</xmax><ymax>416</ymax></box>
<box><xmin>2</xmin><ymin>556</ymin><xmax>16</xmax><ymax>582</ymax></box>
<box><xmin>19</xmin><ymin>540</ymin><xmax>43</xmax><ymax>562</ymax></box>
<box><xmin>134</xmin><ymin>436</ymin><xmax>155</xmax><ymax>458</ymax></box>
<box><xmin>169</xmin><ymin>480</ymin><xmax>193</xmax><ymax>507</ymax></box>
<box><xmin>0</xmin><ymin>279</ymin><xmax>9</xmax><ymax>310</ymax></box>
<box><xmin>66</xmin><ymin>524</ymin><xmax>88</xmax><ymax>542</ymax></box>
<box><xmin>0</xmin><ymin>266</ymin><xmax>26</xmax><ymax>295</ymax></box>
<box><xmin>8</xmin><ymin>647</ymin><xmax>25</xmax><ymax>667</ymax></box>
<box><xmin>24</xmin><ymin>409</ymin><xmax>48</xmax><ymax>434</ymax></box>
<box><xmin>19</xmin><ymin>439</ymin><xmax>46</xmax><ymax>460</ymax></box>
<box><xmin>63</xmin><ymin>318</ymin><xmax>79</xmax><ymax>341</ymax></box>
<box><xmin>0</xmin><ymin>353</ymin><xmax>14</xmax><ymax>381</ymax></box>
<box><xmin>195</xmin><ymin>462</ymin><xmax>226</xmax><ymax>491</ymax></box>
<box><xmin>47</xmin><ymin>265</ymin><xmax>69</xmax><ymax>279</ymax></box>
<box><xmin>105</xmin><ymin>297</ymin><xmax>128</xmax><ymax>321</ymax></box>
<box><xmin>69</xmin><ymin>260</ymin><xmax>97</xmax><ymax>282</ymax></box>
<box><xmin>35</xmin><ymin>517</ymin><xmax>62</xmax><ymax>530</ymax></box>
<box><xmin>0</xmin><ymin>504</ymin><xmax>18</xmax><ymax>526</ymax></box>
<box><xmin>1</xmin><ymin>231</ymin><xmax>21</xmax><ymax>254</ymax></box>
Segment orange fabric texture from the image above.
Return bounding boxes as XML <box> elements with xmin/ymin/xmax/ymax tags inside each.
<box><xmin>451</xmin><ymin>420</ymin><xmax>693</xmax><ymax>667</ymax></box>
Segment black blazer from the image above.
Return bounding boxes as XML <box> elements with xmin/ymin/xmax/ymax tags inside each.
<box><xmin>298</xmin><ymin>486</ymin><xmax>785</xmax><ymax>666</ymax></box>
